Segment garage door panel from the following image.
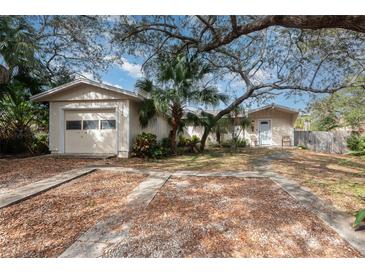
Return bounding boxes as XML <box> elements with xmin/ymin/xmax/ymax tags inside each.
<box><xmin>65</xmin><ymin>110</ymin><xmax>116</xmax><ymax>154</ymax></box>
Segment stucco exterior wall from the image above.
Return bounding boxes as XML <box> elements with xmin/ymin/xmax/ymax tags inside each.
<box><xmin>247</xmin><ymin>108</ymin><xmax>296</xmax><ymax>146</ymax></box>
<box><xmin>129</xmin><ymin>101</ymin><xmax>171</xmax><ymax>144</ymax></box>
<box><xmin>183</xmin><ymin>108</ymin><xmax>297</xmax><ymax>147</ymax></box>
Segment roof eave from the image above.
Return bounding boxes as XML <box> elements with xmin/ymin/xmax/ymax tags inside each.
<box><xmin>30</xmin><ymin>79</ymin><xmax>142</xmax><ymax>102</ymax></box>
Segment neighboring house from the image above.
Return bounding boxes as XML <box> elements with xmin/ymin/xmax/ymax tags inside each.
<box><xmin>31</xmin><ymin>79</ymin><xmax>298</xmax><ymax>158</ymax></box>
<box><xmin>184</xmin><ymin>104</ymin><xmax>299</xmax><ymax>147</ymax></box>
<box><xmin>31</xmin><ymin>79</ymin><xmax>170</xmax><ymax>158</ymax></box>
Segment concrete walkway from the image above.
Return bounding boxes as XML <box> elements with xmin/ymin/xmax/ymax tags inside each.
<box><xmin>3</xmin><ymin>156</ymin><xmax>363</xmax><ymax>257</ymax></box>
<box><xmin>60</xmin><ymin>172</ymin><xmax>171</xmax><ymax>258</ymax></box>
<box><xmin>263</xmin><ymin>170</ymin><xmax>365</xmax><ymax>256</ymax></box>
<box><xmin>251</xmin><ymin>151</ymin><xmax>365</xmax><ymax>256</ymax></box>
<box><xmin>0</xmin><ymin>167</ymin><xmax>96</xmax><ymax>209</ymax></box>
<box><xmin>61</xmin><ymin>164</ymin><xmax>365</xmax><ymax>257</ymax></box>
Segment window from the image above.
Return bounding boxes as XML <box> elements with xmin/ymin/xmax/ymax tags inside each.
<box><xmin>101</xmin><ymin>120</ymin><xmax>116</xmax><ymax>129</ymax></box>
<box><xmin>66</xmin><ymin>120</ymin><xmax>81</xmax><ymax>130</ymax></box>
<box><xmin>83</xmin><ymin>120</ymin><xmax>99</xmax><ymax>130</ymax></box>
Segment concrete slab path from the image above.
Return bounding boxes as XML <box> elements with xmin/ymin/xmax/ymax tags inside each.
<box><xmin>0</xmin><ymin>167</ymin><xmax>96</xmax><ymax>209</ymax></box>
<box><xmin>61</xmin><ymin>165</ymin><xmax>365</xmax><ymax>257</ymax></box>
<box><xmin>263</xmin><ymin>170</ymin><xmax>365</xmax><ymax>256</ymax></box>
<box><xmin>60</xmin><ymin>172</ymin><xmax>170</xmax><ymax>258</ymax></box>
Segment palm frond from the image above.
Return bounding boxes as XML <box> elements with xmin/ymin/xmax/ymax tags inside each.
<box><xmin>138</xmin><ymin>99</ymin><xmax>156</xmax><ymax>128</ymax></box>
<box><xmin>135</xmin><ymin>78</ymin><xmax>154</xmax><ymax>93</ymax></box>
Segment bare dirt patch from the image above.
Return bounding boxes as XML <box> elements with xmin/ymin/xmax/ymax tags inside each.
<box><xmin>105</xmin><ymin>176</ymin><xmax>361</xmax><ymax>258</ymax></box>
<box><xmin>0</xmin><ymin>156</ymin><xmax>99</xmax><ymax>193</ymax></box>
<box><xmin>0</xmin><ymin>170</ymin><xmax>145</xmax><ymax>257</ymax></box>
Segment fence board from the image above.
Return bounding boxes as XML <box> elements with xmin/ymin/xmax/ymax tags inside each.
<box><xmin>294</xmin><ymin>130</ymin><xmax>350</xmax><ymax>154</ymax></box>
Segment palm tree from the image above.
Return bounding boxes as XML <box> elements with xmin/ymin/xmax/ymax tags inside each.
<box><xmin>0</xmin><ymin>86</ymin><xmax>47</xmax><ymax>153</ymax></box>
<box><xmin>136</xmin><ymin>55</ymin><xmax>227</xmax><ymax>154</ymax></box>
<box><xmin>0</xmin><ymin>16</ymin><xmax>49</xmax><ymax>97</ymax></box>
<box><xmin>186</xmin><ymin>105</ymin><xmax>250</xmax><ymax>151</ymax></box>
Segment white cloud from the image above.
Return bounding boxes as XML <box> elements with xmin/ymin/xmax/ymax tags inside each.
<box><xmin>118</xmin><ymin>58</ymin><xmax>144</xmax><ymax>78</ymax></box>
<box><xmin>251</xmin><ymin>68</ymin><xmax>271</xmax><ymax>84</ymax></box>
<box><xmin>78</xmin><ymin>71</ymin><xmax>95</xmax><ymax>80</ymax></box>
<box><xmin>103</xmin><ymin>81</ymin><xmax>124</xmax><ymax>90</ymax></box>
<box><xmin>103</xmin><ymin>55</ymin><xmax>144</xmax><ymax>79</ymax></box>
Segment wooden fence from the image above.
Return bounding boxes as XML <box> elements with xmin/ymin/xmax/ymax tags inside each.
<box><xmin>294</xmin><ymin>130</ymin><xmax>351</xmax><ymax>154</ymax></box>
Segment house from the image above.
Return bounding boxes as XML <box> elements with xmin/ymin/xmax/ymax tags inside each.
<box><xmin>184</xmin><ymin>104</ymin><xmax>299</xmax><ymax>147</ymax></box>
<box><xmin>30</xmin><ymin>78</ymin><xmax>170</xmax><ymax>158</ymax></box>
<box><xmin>31</xmin><ymin>79</ymin><xmax>298</xmax><ymax>158</ymax></box>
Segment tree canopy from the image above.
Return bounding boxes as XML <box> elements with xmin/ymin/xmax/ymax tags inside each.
<box><xmin>308</xmin><ymin>87</ymin><xmax>365</xmax><ymax>131</ymax></box>
<box><xmin>1</xmin><ymin>15</ymin><xmax>364</xmax><ymax>152</ymax></box>
<box><xmin>136</xmin><ymin>54</ymin><xmax>227</xmax><ymax>153</ymax></box>
<box><xmin>109</xmin><ymin>16</ymin><xmax>365</xmax><ymax>149</ymax></box>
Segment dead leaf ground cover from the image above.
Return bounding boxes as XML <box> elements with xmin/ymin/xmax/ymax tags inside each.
<box><xmin>111</xmin><ymin>147</ymin><xmax>364</xmax><ymax>214</ymax></box>
<box><xmin>0</xmin><ymin>170</ymin><xmax>145</xmax><ymax>257</ymax></box>
<box><xmin>270</xmin><ymin>149</ymin><xmax>365</xmax><ymax>214</ymax></box>
<box><xmin>108</xmin><ymin>147</ymin><xmax>274</xmax><ymax>171</ymax></box>
<box><xmin>104</xmin><ymin>176</ymin><xmax>360</xmax><ymax>258</ymax></box>
<box><xmin>0</xmin><ymin>156</ymin><xmax>97</xmax><ymax>193</ymax></box>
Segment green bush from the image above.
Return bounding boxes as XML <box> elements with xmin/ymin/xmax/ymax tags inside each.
<box><xmin>178</xmin><ymin>135</ymin><xmax>189</xmax><ymax>147</ymax></box>
<box><xmin>221</xmin><ymin>138</ymin><xmax>248</xmax><ymax>148</ymax></box>
<box><xmin>30</xmin><ymin>133</ymin><xmax>49</xmax><ymax>154</ymax></box>
<box><xmin>297</xmin><ymin>144</ymin><xmax>308</xmax><ymax>150</ymax></box>
<box><xmin>132</xmin><ymin>133</ymin><xmax>171</xmax><ymax>159</ymax></box>
<box><xmin>353</xmin><ymin>208</ymin><xmax>365</xmax><ymax>228</ymax></box>
<box><xmin>160</xmin><ymin>137</ymin><xmax>172</xmax><ymax>156</ymax></box>
<box><xmin>347</xmin><ymin>133</ymin><xmax>365</xmax><ymax>155</ymax></box>
<box><xmin>235</xmin><ymin>138</ymin><xmax>248</xmax><ymax>148</ymax></box>
<box><xmin>190</xmin><ymin>135</ymin><xmax>200</xmax><ymax>144</ymax></box>
<box><xmin>177</xmin><ymin>135</ymin><xmax>200</xmax><ymax>153</ymax></box>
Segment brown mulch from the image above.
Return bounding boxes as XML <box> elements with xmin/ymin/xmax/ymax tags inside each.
<box><xmin>0</xmin><ymin>156</ymin><xmax>99</xmax><ymax>193</ymax></box>
<box><xmin>105</xmin><ymin>176</ymin><xmax>361</xmax><ymax>258</ymax></box>
<box><xmin>0</xmin><ymin>170</ymin><xmax>146</xmax><ymax>257</ymax></box>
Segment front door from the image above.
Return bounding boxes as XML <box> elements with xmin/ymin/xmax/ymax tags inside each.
<box><xmin>259</xmin><ymin>120</ymin><xmax>271</xmax><ymax>146</ymax></box>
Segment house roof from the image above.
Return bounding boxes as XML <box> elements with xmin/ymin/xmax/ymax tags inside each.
<box><xmin>249</xmin><ymin>104</ymin><xmax>299</xmax><ymax>114</ymax></box>
<box><xmin>30</xmin><ymin>78</ymin><xmax>145</xmax><ymax>102</ymax></box>
<box><xmin>184</xmin><ymin>104</ymin><xmax>298</xmax><ymax>118</ymax></box>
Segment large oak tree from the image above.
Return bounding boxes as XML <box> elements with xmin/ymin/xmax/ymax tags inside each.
<box><xmin>111</xmin><ymin>16</ymin><xmax>365</xmax><ymax>149</ymax></box>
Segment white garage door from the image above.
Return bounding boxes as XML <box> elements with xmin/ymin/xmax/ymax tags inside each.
<box><xmin>64</xmin><ymin>109</ymin><xmax>117</xmax><ymax>154</ymax></box>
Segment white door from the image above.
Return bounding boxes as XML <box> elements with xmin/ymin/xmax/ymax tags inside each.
<box><xmin>259</xmin><ymin>120</ymin><xmax>271</xmax><ymax>145</ymax></box>
<box><xmin>64</xmin><ymin>109</ymin><xmax>117</xmax><ymax>154</ymax></box>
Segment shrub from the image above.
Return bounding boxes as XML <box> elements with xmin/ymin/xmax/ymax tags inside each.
<box><xmin>347</xmin><ymin>133</ymin><xmax>365</xmax><ymax>155</ymax></box>
<box><xmin>177</xmin><ymin>135</ymin><xmax>200</xmax><ymax>153</ymax></box>
<box><xmin>221</xmin><ymin>138</ymin><xmax>248</xmax><ymax>148</ymax></box>
<box><xmin>30</xmin><ymin>133</ymin><xmax>49</xmax><ymax>154</ymax></box>
<box><xmin>132</xmin><ymin>133</ymin><xmax>171</xmax><ymax>159</ymax></box>
<box><xmin>235</xmin><ymin>138</ymin><xmax>248</xmax><ymax>148</ymax></box>
<box><xmin>178</xmin><ymin>135</ymin><xmax>189</xmax><ymax>147</ymax></box>
<box><xmin>353</xmin><ymin>208</ymin><xmax>365</xmax><ymax>228</ymax></box>
<box><xmin>190</xmin><ymin>135</ymin><xmax>200</xmax><ymax>144</ymax></box>
<box><xmin>160</xmin><ymin>137</ymin><xmax>172</xmax><ymax>156</ymax></box>
<box><xmin>297</xmin><ymin>144</ymin><xmax>307</xmax><ymax>150</ymax></box>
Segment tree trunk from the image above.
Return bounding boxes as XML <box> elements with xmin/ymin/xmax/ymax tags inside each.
<box><xmin>170</xmin><ymin>103</ymin><xmax>183</xmax><ymax>155</ymax></box>
<box><xmin>171</xmin><ymin>123</ymin><xmax>178</xmax><ymax>154</ymax></box>
<box><xmin>200</xmin><ymin>125</ymin><xmax>212</xmax><ymax>151</ymax></box>
<box><xmin>216</xmin><ymin>128</ymin><xmax>221</xmax><ymax>144</ymax></box>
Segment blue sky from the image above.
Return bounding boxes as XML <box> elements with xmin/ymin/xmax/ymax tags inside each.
<box><xmin>93</xmin><ymin>58</ymin><xmax>315</xmax><ymax>113</ymax></box>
